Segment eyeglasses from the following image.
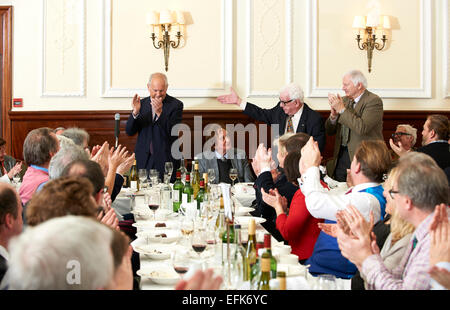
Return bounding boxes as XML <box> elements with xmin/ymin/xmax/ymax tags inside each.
<box><xmin>388</xmin><ymin>189</ymin><xmax>400</xmax><ymax>199</ymax></box>
<box><xmin>279</xmin><ymin>98</ymin><xmax>295</xmax><ymax>106</ymax></box>
<box><xmin>391</xmin><ymin>132</ymin><xmax>411</xmax><ymax>139</ymax></box>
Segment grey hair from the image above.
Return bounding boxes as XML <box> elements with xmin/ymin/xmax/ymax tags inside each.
<box><xmin>23</xmin><ymin>128</ymin><xmax>59</xmax><ymax>166</ymax></box>
<box><xmin>148</xmin><ymin>72</ymin><xmax>168</xmax><ymax>88</ymax></box>
<box><xmin>396</xmin><ymin>152</ymin><xmax>449</xmax><ymax>213</ymax></box>
<box><xmin>61</xmin><ymin>128</ymin><xmax>90</xmax><ymax>147</ymax></box>
<box><xmin>396</xmin><ymin>124</ymin><xmax>418</xmax><ymax>146</ymax></box>
<box><xmin>49</xmin><ymin>144</ymin><xmax>89</xmax><ymax>179</ymax></box>
<box><xmin>279</xmin><ymin>83</ymin><xmax>304</xmax><ymax>102</ymax></box>
<box><xmin>6</xmin><ymin>216</ymin><xmax>114</xmax><ymax>290</ymax></box>
<box><xmin>344</xmin><ymin>70</ymin><xmax>368</xmax><ymax>89</ymax></box>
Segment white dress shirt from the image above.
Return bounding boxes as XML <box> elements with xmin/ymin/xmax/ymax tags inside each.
<box><xmin>299</xmin><ymin>166</ymin><xmax>381</xmax><ymax>222</ymax></box>
<box><xmin>0</xmin><ymin>244</ymin><xmax>9</xmax><ymax>261</ymax></box>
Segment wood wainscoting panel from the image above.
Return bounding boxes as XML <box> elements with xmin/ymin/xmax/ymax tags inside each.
<box><xmin>9</xmin><ymin>110</ymin><xmax>450</xmax><ymax>164</ymax></box>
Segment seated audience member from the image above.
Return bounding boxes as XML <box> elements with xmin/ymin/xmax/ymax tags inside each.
<box><xmin>345</xmin><ymin>166</ymin><xmax>414</xmax><ymax>290</ymax></box>
<box><xmin>0</xmin><ymin>138</ymin><xmax>23</xmax><ymax>184</ymax></box>
<box><xmin>4</xmin><ymin>216</ymin><xmax>116</xmax><ymax>289</ymax></box>
<box><xmin>53</xmin><ymin>127</ymin><xmax>65</xmax><ymax>135</ymax></box>
<box><xmin>61</xmin><ymin>127</ymin><xmax>90</xmax><ymax>151</ymax></box>
<box><xmin>336</xmin><ymin>152</ymin><xmax>449</xmax><ymax>289</ymax></box>
<box><xmin>19</xmin><ymin>128</ymin><xmax>60</xmax><ymax>205</ymax></box>
<box><xmin>60</xmin><ymin>160</ymin><xmax>119</xmax><ymax>230</ymax></box>
<box><xmin>36</xmin><ymin>144</ymin><xmax>89</xmax><ymax>192</ymax></box>
<box><xmin>109</xmin><ymin>227</ymin><xmax>133</xmax><ymax>290</ymax></box>
<box><xmin>299</xmin><ymin>138</ymin><xmax>391</xmax><ymax>278</ymax></box>
<box><xmin>0</xmin><ymin>183</ymin><xmax>23</xmax><ymax>283</ymax></box>
<box><xmin>428</xmin><ymin>203</ymin><xmax>450</xmax><ymax>290</ymax></box>
<box><xmin>389</xmin><ymin>124</ymin><xmax>417</xmax><ymax>161</ymax></box>
<box><xmin>390</xmin><ymin>114</ymin><xmax>450</xmax><ymax>174</ymax></box>
<box><xmin>26</xmin><ymin>177</ymin><xmax>99</xmax><ymax>226</ymax></box>
<box><xmin>250</xmin><ymin>133</ymin><xmax>304</xmax><ymax>241</ymax></box>
<box><xmin>195</xmin><ymin>125</ymin><xmax>254</xmax><ymax>184</ymax></box>
<box><xmin>262</xmin><ymin>150</ymin><xmax>324</xmax><ymax>263</ymax></box>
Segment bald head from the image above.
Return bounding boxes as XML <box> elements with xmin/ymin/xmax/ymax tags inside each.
<box><xmin>147</xmin><ymin>73</ymin><xmax>168</xmax><ymax>102</ymax></box>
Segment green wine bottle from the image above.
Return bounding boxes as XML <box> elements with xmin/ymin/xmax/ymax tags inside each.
<box><xmin>257</xmin><ymin>252</ymin><xmax>271</xmax><ymax>290</ymax></box>
<box><xmin>172</xmin><ymin>169</ymin><xmax>184</xmax><ymax>212</ymax></box>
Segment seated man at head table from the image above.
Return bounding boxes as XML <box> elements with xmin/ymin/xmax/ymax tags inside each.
<box><xmin>299</xmin><ymin>138</ymin><xmax>391</xmax><ymax>279</ymax></box>
<box><xmin>195</xmin><ymin>124</ymin><xmax>254</xmax><ymax>185</ymax></box>
<box><xmin>126</xmin><ymin>72</ymin><xmax>183</xmax><ymax>183</ymax></box>
<box><xmin>0</xmin><ymin>138</ymin><xmax>24</xmax><ymax>184</ymax></box>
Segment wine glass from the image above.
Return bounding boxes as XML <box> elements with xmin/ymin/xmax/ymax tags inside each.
<box><xmin>138</xmin><ymin>169</ymin><xmax>147</xmax><ymax>189</ymax></box>
<box><xmin>172</xmin><ymin>251</ymin><xmax>190</xmax><ymax>279</ymax></box>
<box><xmin>207</xmin><ymin>168</ymin><xmax>215</xmax><ymax>185</ymax></box>
<box><xmin>146</xmin><ymin>190</ymin><xmax>160</xmax><ymax>220</ymax></box>
<box><xmin>165</xmin><ymin>162</ymin><xmax>173</xmax><ymax>180</ymax></box>
<box><xmin>316</xmin><ymin>274</ymin><xmax>337</xmax><ymax>290</ymax></box>
<box><xmin>191</xmin><ymin>229</ymin><xmax>207</xmax><ymax>259</ymax></box>
<box><xmin>229</xmin><ymin>168</ymin><xmax>238</xmax><ymax>186</ymax></box>
<box><xmin>180</xmin><ymin>217</ymin><xmax>194</xmax><ymax>246</ymax></box>
<box><xmin>149</xmin><ymin>169</ymin><xmax>159</xmax><ymax>187</ymax></box>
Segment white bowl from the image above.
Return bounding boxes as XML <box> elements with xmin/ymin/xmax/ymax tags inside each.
<box><xmin>235</xmin><ymin>206</ymin><xmax>255</xmax><ymax>216</ymax></box>
<box><xmin>136</xmin><ymin>229</ymin><xmax>181</xmax><ymax>244</ymax></box>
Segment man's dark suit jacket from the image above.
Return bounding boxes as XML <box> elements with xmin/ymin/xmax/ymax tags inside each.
<box><xmin>417</xmin><ymin>141</ymin><xmax>450</xmax><ymax>177</ymax></box>
<box><xmin>251</xmin><ymin>170</ymin><xmax>298</xmax><ymax>242</ymax></box>
<box><xmin>126</xmin><ymin>95</ymin><xmax>183</xmax><ymax>181</ymax></box>
<box><xmin>0</xmin><ymin>255</ymin><xmax>7</xmax><ymax>284</ymax></box>
<box><xmin>243</xmin><ymin>102</ymin><xmax>326</xmax><ymax>152</ymax></box>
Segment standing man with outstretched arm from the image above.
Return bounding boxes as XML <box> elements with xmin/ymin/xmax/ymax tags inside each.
<box><xmin>126</xmin><ymin>73</ymin><xmax>183</xmax><ymax>182</ymax></box>
<box><xmin>217</xmin><ymin>84</ymin><xmax>326</xmax><ymax>153</ymax></box>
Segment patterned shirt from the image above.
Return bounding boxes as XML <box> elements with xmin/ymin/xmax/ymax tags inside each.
<box><xmin>362</xmin><ymin>212</ymin><xmax>436</xmax><ymax>290</ymax></box>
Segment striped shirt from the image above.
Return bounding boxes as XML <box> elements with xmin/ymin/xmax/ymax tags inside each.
<box><xmin>362</xmin><ymin>212</ymin><xmax>437</xmax><ymax>290</ymax></box>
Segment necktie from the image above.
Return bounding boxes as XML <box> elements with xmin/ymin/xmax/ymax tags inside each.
<box><xmin>412</xmin><ymin>236</ymin><xmax>418</xmax><ymax>250</ymax></box>
<box><xmin>340</xmin><ymin>100</ymin><xmax>355</xmax><ymax>147</ymax></box>
<box><xmin>149</xmin><ymin>114</ymin><xmax>158</xmax><ymax>154</ymax></box>
<box><xmin>286</xmin><ymin>116</ymin><xmax>294</xmax><ymax>133</ymax></box>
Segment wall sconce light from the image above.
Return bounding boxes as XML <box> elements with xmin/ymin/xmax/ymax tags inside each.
<box><xmin>147</xmin><ymin>10</ymin><xmax>186</xmax><ymax>72</ymax></box>
<box><xmin>352</xmin><ymin>15</ymin><xmax>391</xmax><ymax>73</ymax></box>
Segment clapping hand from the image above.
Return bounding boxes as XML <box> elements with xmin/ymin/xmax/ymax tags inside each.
<box><xmin>299</xmin><ymin>137</ymin><xmax>322</xmax><ymax>175</ymax></box>
<box><xmin>91</xmin><ymin>141</ymin><xmax>110</xmax><ymax>176</ymax></box>
<box><xmin>7</xmin><ymin>161</ymin><xmax>22</xmax><ymax>180</ymax></box>
<box><xmin>389</xmin><ymin>138</ymin><xmax>409</xmax><ymax>157</ymax></box>
<box><xmin>132</xmin><ymin>94</ymin><xmax>141</xmax><ymax>116</ymax></box>
<box><xmin>151</xmin><ymin>96</ymin><xmax>163</xmax><ymax>117</ymax></box>
<box><xmin>254</xmin><ymin>143</ymin><xmax>273</xmax><ymax>173</ymax></box>
<box><xmin>217</xmin><ymin>87</ymin><xmax>242</xmax><ymax>106</ymax></box>
<box><xmin>175</xmin><ymin>269</ymin><xmax>223</xmax><ymax>290</ymax></box>
<box><xmin>428</xmin><ymin>203</ymin><xmax>450</xmax><ymax>289</ymax></box>
<box><xmin>328</xmin><ymin>93</ymin><xmax>345</xmax><ymax>114</ymax></box>
<box><xmin>261</xmin><ymin>188</ymin><xmax>287</xmax><ymax>215</ymax></box>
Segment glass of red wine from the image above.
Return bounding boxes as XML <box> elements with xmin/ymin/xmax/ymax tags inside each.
<box><xmin>146</xmin><ymin>191</ymin><xmax>160</xmax><ymax>220</ymax></box>
<box><xmin>191</xmin><ymin>229</ymin><xmax>207</xmax><ymax>259</ymax></box>
<box><xmin>172</xmin><ymin>250</ymin><xmax>190</xmax><ymax>279</ymax></box>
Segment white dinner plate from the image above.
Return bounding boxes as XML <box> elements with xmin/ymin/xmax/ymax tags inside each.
<box><xmin>136</xmin><ymin>229</ymin><xmax>181</xmax><ymax>244</ymax></box>
<box><xmin>134</xmin><ymin>244</ymin><xmax>174</xmax><ymax>260</ymax></box>
<box><xmin>234</xmin><ymin>206</ymin><xmax>255</xmax><ymax>216</ymax></box>
<box><xmin>137</xmin><ymin>266</ymin><xmax>180</xmax><ymax>285</ymax></box>
<box><xmin>132</xmin><ymin>220</ymin><xmax>178</xmax><ymax>230</ymax></box>
<box><xmin>234</xmin><ymin>216</ymin><xmax>266</xmax><ymax>227</ymax></box>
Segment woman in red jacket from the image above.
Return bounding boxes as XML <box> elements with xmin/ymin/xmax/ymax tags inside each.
<box><xmin>262</xmin><ymin>150</ymin><xmax>325</xmax><ymax>264</ymax></box>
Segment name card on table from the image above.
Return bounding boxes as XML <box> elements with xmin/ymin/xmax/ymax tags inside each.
<box><xmin>219</xmin><ymin>183</ymin><xmax>233</xmax><ymax>221</ymax></box>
